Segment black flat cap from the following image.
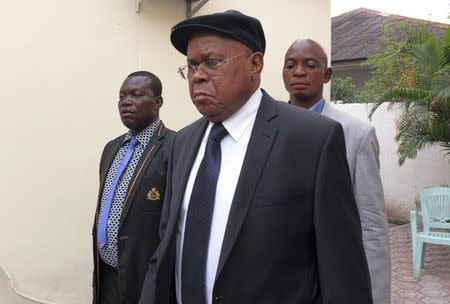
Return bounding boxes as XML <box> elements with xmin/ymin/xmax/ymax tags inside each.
<box><xmin>170</xmin><ymin>10</ymin><xmax>266</xmax><ymax>55</ymax></box>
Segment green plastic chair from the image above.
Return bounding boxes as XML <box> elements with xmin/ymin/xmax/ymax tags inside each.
<box><xmin>410</xmin><ymin>187</ymin><xmax>450</xmax><ymax>278</ymax></box>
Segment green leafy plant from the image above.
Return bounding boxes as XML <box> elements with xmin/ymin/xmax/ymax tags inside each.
<box><xmin>360</xmin><ymin>22</ymin><xmax>420</xmax><ymax>103</ymax></box>
<box><xmin>369</xmin><ymin>27</ymin><xmax>450</xmax><ymax>165</ymax></box>
<box><xmin>330</xmin><ymin>76</ymin><xmax>355</xmax><ymax>103</ymax></box>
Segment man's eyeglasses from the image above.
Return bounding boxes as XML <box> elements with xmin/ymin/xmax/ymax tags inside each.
<box><xmin>177</xmin><ymin>49</ymin><xmax>251</xmax><ymax>80</ymax></box>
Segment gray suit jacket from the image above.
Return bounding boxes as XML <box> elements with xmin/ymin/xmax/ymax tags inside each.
<box><xmin>322</xmin><ymin>102</ymin><xmax>391</xmax><ymax>304</ymax></box>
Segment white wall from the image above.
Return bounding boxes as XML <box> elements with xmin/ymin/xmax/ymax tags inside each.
<box><xmin>335</xmin><ymin>103</ymin><xmax>450</xmax><ymax>223</ymax></box>
<box><xmin>0</xmin><ymin>0</ymin><xmax>330</xmax><ymax>303</ymax></box>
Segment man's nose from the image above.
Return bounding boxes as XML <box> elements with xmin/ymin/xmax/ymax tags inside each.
<box><xmin>120</xmin><ymin>96</ymin><xmax>133</xmax><ymax>105</ymax></box>
<box><xmin>293</xmin><ymin>64</ymin><xmax>306</xmax><ymax>76</ymax></box>
<box><xmin>190</xmin><ymin>66</ymin><xmax>209</xmax><ymax>83</ymax></box>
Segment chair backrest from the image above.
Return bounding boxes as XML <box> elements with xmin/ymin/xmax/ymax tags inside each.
<box><xmin>420</xmin><ymin>187</ymin><xmax>450</xmax><ymax>232</ymax></box>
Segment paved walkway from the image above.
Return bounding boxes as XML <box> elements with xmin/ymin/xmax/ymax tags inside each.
<box><xmin>391</xmin><ymin>224</ymin><xmax>450</xmax><ymax>304</ymax></box>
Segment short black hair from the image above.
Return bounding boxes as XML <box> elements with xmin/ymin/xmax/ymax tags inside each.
<box><xmin>126</xmin><ymin>71</ymin><xmax>162</xmax><ymax>97</ymax></box>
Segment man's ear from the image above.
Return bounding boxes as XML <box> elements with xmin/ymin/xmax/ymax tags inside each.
<box><xmin>155</xmin><ymin>96</ymin><xmax>163</xmax><ymax>109</ymax></box>
<box><xmin>250</xmin><ymin>52</ymin><xmax>264</xmax><ymax>77</ymax></box>
<box><xmin>324</xmin><ymin>67</ymin><xmax>332</xmax><ymax>84</ymax></box>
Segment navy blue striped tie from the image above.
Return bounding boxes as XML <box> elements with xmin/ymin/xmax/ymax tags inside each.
<box><xmin>181</xmin><ymin>123</ymin><xmax>228</xmax><ymax>304</ymax></box>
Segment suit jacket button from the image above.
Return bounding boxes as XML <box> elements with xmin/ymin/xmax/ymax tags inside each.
<box><xmin>214</xmin><ymin>295</ymin><xmax>224</xmax><ymax>302</ymax></box>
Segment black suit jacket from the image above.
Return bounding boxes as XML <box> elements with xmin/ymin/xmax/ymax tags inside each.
<box><xmin>139</xmin><ymin>92</ymin><xmax>373</xmax><ymax>304</ymax></box>
<box><xmin>92</xmin><ymin>122</ymin><xmax>175</xmax><ymax>304</ymax></box>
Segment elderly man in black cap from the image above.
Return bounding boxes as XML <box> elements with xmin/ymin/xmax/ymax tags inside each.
<box><xmin>139</xmin><ymin>10</ymin><xmax>373</xmax><ymax>304</ymax></box>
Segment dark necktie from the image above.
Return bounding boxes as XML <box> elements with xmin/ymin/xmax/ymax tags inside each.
<box><xmin>181</xmin><ymin>123</ymin><xmax>228</xmax><ymax>304</ymax></box>
<box><xmin>97</xmin><ymin>137</ymin><xmax>139</xmax><ymax>248</ymax></box>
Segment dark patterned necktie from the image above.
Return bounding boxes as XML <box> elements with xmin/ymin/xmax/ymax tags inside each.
<box><xmin>181</xmin><ymin>123</ymin><xmax>228</xmax><ymax>304</ymax></box>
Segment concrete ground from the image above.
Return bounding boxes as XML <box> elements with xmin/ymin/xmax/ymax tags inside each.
<box><xmin>391</xmin><ymin>224</ymin><xmax>450</xmax><ymax>304</ymax></box>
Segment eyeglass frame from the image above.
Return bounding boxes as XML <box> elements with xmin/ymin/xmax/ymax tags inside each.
<box><xmin>177</xmin><ymin>49</ymin><xmax>252</xmax><ymax>80</ymax></box>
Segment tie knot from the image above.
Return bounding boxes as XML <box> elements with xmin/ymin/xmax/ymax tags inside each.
<box><xmin>209</xmin><ymin>123</ymin><xmax>228</xmax><ymax>142</ymax></box>
<box><xmin>128</xmin><ymin>137</ymin><xmax>139</xmax><ymax>148</ymax></box>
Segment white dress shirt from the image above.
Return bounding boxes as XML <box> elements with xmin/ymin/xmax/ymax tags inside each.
<box><xmin>175</xmin><ymin>88</ymin><xmax>263</xmax><ymax>304</ymax></box>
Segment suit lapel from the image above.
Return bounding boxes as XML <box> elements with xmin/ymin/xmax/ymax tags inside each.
<box><xmin>321</xmin><ymin>100</ymin><xmax>337</xmax><ymax>120</ymax></box>
<box><xmin>96</xmin><ymin>137</ymin><xmax>124</xmax><ymax>214</ymax></box>
<box><xmin>216</xmin><ymin>91</ymin><xmax>279</xmax><ymax>278</ymax></box>
<box><xmin>172</xmin><ymin>119</ymin><xmax>209</xmax><ymax>217</ymax></box>
<box><xmin>119</xmin><ymin>123</ymin><xmax>166</xmax><ymax>227</ymax></box>
<box><xmin>161</xmin><ymin>119</ymin><xmax>209</xmax><ymax>250</ymax></box>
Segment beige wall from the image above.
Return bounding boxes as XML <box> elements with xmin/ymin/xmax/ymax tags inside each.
<box><xmin>0</xmin><ymin>0</ymin><xmax>330</xmax><ymax>302</ymax></box>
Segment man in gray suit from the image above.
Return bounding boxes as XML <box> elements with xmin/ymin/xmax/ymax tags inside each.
<box><xmin>282</xmin><ymin>38</ymin><xmax>391</xmax><ymax>304</ymax></box>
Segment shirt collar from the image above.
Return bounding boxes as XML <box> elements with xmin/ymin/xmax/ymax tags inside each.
<box><xmin>123</xmin><ymin>119</ymin><xmax>161</xmax><ymax>147</ymax></box>
<box><xmin>308</xmin><ymin>98</ymin><xmax>325</xmax><ymax>113</ymax></box>
<box><xmin>220</xmin><ymin>88</ymin><xmax>262</xmax><ymax>142</ymax></box>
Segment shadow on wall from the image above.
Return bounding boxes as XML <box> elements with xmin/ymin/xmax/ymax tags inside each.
<box><xmin>386</xmin><ymin>199</ymin><xmax>415</xmax><ymax>225</ymax></box>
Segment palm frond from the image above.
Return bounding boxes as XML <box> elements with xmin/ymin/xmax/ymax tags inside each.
<box><xmin>444</xmin><ymin>27</ymin><xmax>450</xmax><ymax>46</ymax></box>
<box><xmin>401</xmin><ymin>28</ymin><xmax>442</xmax><ymax>89</ymax></box>
<box><xmin>392</xmin><ymin>105</ymin><xmax>443</xmax><ymax>165</ymax></box>
<box><xmin>430</xmin><ymin>120</ymin><xmax>450</xmax><ymax>141</ymax></box>
<box><xmin>381</xmin><ymin>87</ymin><xmax>430</xmax><ymax>105</ymax></box>
<box><xmin>404</xmin><ymin>28</ymin><xmax>436</xmax><ymax>46</ymax></box>
<box><xmin>368</xmin><ymin>87</ymin><xmax>430</xmax><ymax>118</ymax></box>
<box><xmin>412</xmin><ymin>43</ymin><xmax>442</xmax><ymax>87</ymax></box>
<box><xmin>396</xmin><ymin>132</ymin><xmax>441</xmax><ymax>165</ymax></box>
<box><xmin>394</xmin><ymin>105</ymin><xmax>429</xmax><ymax>127</ymax></box>
<box><xmin>431</xmin><ymin>66</ymin><xmax>450</xmax><ymax>105</ymax></box>
<box><xmin>368</xmin><ymin>101</ymin><xmax>384</xmax><ymax>119</ymax></box>
<box><xmin>441</xmin><ymin>28</ymin><xmax>450</xmax><ymax>66</ymax></box>
<box><xmin>440</xmin><ymin>141</ymin><xmax>450</xmax><ymax>157</ymax></box>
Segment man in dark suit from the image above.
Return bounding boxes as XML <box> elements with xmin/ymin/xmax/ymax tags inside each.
<box><xmin>139</xmin><ymin>11</ymin><xmax>372</xmax><ymax>304</ymax></box>
<box><xmin>92</xmin><ymin>71</ymin><xmax>175</xmax><ymax>304</ymax></box>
